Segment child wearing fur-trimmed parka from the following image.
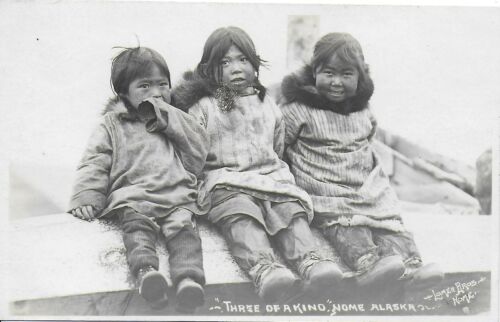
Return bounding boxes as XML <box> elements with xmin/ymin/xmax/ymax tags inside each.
<box><xmin>280</xmin><ymin>32</ymin><xmax>443</xmax><ymax>290</ymax></box>
<box><xmin>172</xmin><ymin>26</ymin><xmax>343</xmax><ymax>303</ymax></box>
<box><xmin>68</xmin><ymin>47</ymin><xmax>208</xmax><ymax>311</ymax></box>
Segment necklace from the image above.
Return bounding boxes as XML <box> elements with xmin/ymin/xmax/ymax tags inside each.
<box><xmin>214</xmin><ymin>86</ymin><xmax>257</xmax><ymax>113</ymax></box>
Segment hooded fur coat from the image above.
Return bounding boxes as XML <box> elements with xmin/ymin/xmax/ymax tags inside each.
<box><xmin>68</xmin><ymin>97</ymin><xmax>208</xmax><ymax>220</ymax></box>
<box><xmin>280</xmin><ymin>65</ymin><xmax>403</xmax><ymax>230</ymax></box>
<box><xmin>172</xmin><ymin>71</ymin><xmax>314</xmax><ymax>226</ymax></box>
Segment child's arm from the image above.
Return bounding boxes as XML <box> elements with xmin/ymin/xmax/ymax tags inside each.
<box><xmin>273</xmin><ymin>109</ymin><xmax>286</xmax><ymax>159</ymax></box>
<box><xmin>68</xmin><ymin>121</ymin><xmax>113</xmax><ymax>218</ymax></box>
<box><xmin>280</xmin><ymin>104</ymin><xmax>304</xmax><ymax>153</ymax></box>
<box><xmin>187</xmin><ymin>102</ymin><xmax>209</xmax><ymax>130</ymax></box>
<box><xmin>137</xmin><ymin>98</ymin><xmax>209</xmax><ymax>176</ymax></box>
<box><xmin>367</xmin><ymin>108</ymin><xmax>378</xmax><ymax>142</ymax></box>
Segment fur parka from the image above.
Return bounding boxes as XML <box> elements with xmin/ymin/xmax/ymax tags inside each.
<box><xmin>171</xmin><ymin>70</ymin><xmax>315</xmax><ymax>228</ymax></box>
<box><xmin>280</xmin><ymin>64</ymin><xmax>374</xmax><ymax>115</ymax></box>
<box><xmin>279</xmin><ymin>65</ymin><xmax>402</xmax><ymax>228</ymax></box>
<box><xmin>172</xmin><ymin>70</ymin><xmax>267</xmax><ymax>112</ymax></box>
<box><xmin>69</xmin><ymin>97</ymin><xmax>208</xmax><ymax>219</ymax></box>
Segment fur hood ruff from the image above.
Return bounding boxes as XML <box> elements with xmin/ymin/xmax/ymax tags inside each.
<box><xmin>102</xmin><ymin>96</ymin><xmax>126</xmax><ymax>115</ymax></box>
<box><xmin>281</xmin><ymin>65</ymin><xmax>374</xmax><ymax>114</ymax></box>
<box><xmin>172</xmin><ymin>71</ymin><xmax>217</xmax><ymax>112</ymax></box>
<box><xmin>101</xmin><ymin>96</ymin><xmax>158</xmax><ymax>121</ymax></box>
<box><xmin>172</xmin><ymin>71</ymin><xmax>267</xmax><ymax>112</ymax></box>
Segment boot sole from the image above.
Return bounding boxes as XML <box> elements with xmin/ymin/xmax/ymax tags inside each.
<box><xmin>139</xmin><ymin>271</ymin><xmax>169</xmax><ymax>308</ymax></box>
<box><xmin>261</xmin><ymin>276</ymin><xmax>299</xmax><ymax>303</ymax></box>
<box><xmin>356</xmin><ymin>255</ymin><xmax>405</xmax><ymax>289</ymax></box>
<box><xmin>177</xmin><ymin>283</ymin><xmax>205</xmax><ymax>310</ymax></box>
<box><xmin>305</xmin><ymin>266</ymin><xmax>344</xmax><ymax>293</ymax></box>
<box><xmin>406</xmin><ymin>273</ymin><xmax>444</xmax><ymax>291</ymax></box>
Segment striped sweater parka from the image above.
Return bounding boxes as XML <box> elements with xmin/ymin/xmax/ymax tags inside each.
<box><xmin>279</xmin><ymin>65</ymin><xmax>403</xmax><ymax>231</ymax></box>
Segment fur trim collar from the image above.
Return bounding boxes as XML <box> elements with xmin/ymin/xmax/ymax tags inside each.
<box><xmin>281</xmin><ymin>65</ymin><xmax>374</xmax><ymax>115</ymax></box>
<box><xmin>102</xmin><ymin>96</ymin><xmax>125</xmax><ymax>115</ymax></box>
<box><xmin>101</xmin><ymin>96</ymin><xmax>139</xmax><ymax>120</ymax></box>
<box><xmin>172</xmin><ymin>70</ymin><xmax>267</xmax><ymax>112</ymax></box>
<box><xmin>172</xmin><ymin>71</ymin><xmax>216</xmax><ymax>112</ymax></box>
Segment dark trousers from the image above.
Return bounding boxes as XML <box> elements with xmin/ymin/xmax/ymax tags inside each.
<box><xmin>218</xmin><ymin>214</ymin><xmax>316</xmax><ymax>271</ymax></box>
<box><xmin>323</xmin><ymin>225</ymin><xmax>422</xmax><ymax>272</ymax></box>
<box><xmin>118</xmin><ymin>207</ymin><xmax>205</xmax><ymax>286</ymax></box>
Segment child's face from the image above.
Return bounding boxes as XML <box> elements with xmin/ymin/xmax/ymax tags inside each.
<box><xmin>219</xmin><ymin>45</ymin><xmax>256</xmax><ymax>95</ymax></box>
<box><xmin>314</xmin><ymin>54</ymin><xmax>359</xmax><ymax>103</ymax></box>
<box><xmin>124</xmin><ymin>64</ymin><xmax>171</xmax><ymax>109</ymax></box>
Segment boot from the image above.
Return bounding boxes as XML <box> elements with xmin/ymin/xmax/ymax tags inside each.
<box><xmin>355</xmin><ymin>255</ymin><xmax>405</xmax><ymax>288</ymax></box>
<box><xmin>401</xmin><ymin>262</ymin><xmax>444</xmax><ymax>291</ymax></box>
<box><xmin>176</xmin><ymin>277</ymin><xmax>205</xmax><ymax>312</ymax></box>
<box><xmin>136</xmin><ymin>265</ymin><xmax>169</xmax><ymax>309</ymax></box>
<box><xmin>248</xmin><ymin>255</ymin><xmax>298</xmax><ymax>303</ymax></box>
<box><xmin>296</xmin><ymin>251</ymin><xmax>344</xmax><ymax>293</ymax></box>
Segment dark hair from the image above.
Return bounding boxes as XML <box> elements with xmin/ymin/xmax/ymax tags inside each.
<box><xmin>110</xmin><ymin>47</ymin><xmax>171</xmax><ymax>96</ymax></box>
<box><xmin>196</xmin><ymin>26</ymin><xmax>267</xmax><ymax>99</ymax></box>
<box><xmin>312</xmin><ymin>33</ymin><xmax>372</xmax><ymax>98</ymax></box>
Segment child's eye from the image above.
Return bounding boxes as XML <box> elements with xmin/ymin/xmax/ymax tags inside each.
<box><xmin>240</xmin><ymin>57</ymin><xmax>248</xmax><ymax>63</ymax></box>
<box><xmin>220</xmin><ymin>60</ymin><xmax>230</xmax><ymax>67</ymax></box>
<box><xmin>139</xmin><ymin>83</ymin><xmax>149</xmax><ymax>89</ymax></box>
<box><xmin>160</xmin><ymin>82</ymin><xmax>169</xmax><ymax>87</ymax></box>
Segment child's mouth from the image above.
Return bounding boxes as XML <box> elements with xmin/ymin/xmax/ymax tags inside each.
<box><xmin>329</xmin><ymin>90</ymin><xmax>344</xmax><ymax>96</ymax></box>
<box><xmin>231</xmin><ymin>78</ymin><xmax>246</xmax><ymax>85</ymax></box>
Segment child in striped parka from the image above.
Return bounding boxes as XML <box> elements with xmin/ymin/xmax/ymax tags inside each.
<box><xmin>280</xmin><ymin>32</ymin><xmax>443</xmax><ymax>290</ymax></box>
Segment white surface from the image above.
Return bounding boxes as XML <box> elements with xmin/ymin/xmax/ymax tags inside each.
<box><xmin>5</xmin><ymin>214</ymin><xmax>248</xmax><ymax>302</ymax></box>
<box><xmin>4</xmin><ymin>212</ymin><xmax>493</xmax><ymax>302</ymax></box>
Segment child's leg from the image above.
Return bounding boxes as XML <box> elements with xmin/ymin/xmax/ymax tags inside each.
<box><xmin>323</xmin><ymin>224</ymin><xmax>405</xmax><ymax>288</ymax></box>
<box><xmin>218</xmin><ymin>214</ymin><xmax>276</xmax><ymax>270</ymax></box>
<box><xmin>273</xmin><ymin>215</ymin><xmax>343</xmax><ymax>291</ymax></box>
<box><xmin>273</xmin><ymin>215</ymin><xmax>316</xmax><ymax>262</ymax></box>
<box><xmin>162</xmin><ymin>210</ymin><xmax>205</xmax><ymax>311</ymax></box>
<box><xmin>166</xmin><ymin>225</ymin><xmax>205</xmax><ymax>284</ymax></box>
<box><xmin>162</xmin><ymin>211</ymin><xmax>205</xmax><ymax>287</ymax></box>
<box><xmin>323</xmin><ymin>224</ymin><xmax>378</xmax><ymax>272</ymax></box>
<box><xmin>373</xmin><ymin>229</ymin><xmax>443</xmax><ymax>289</ymax></box>
<box><xmin>118</xmin><ymin>207</ymin><xmax>168</xmax><ymax>308</ymax></box>
<box><xmin>373</xmin><ymin>229</ymin><xmax>421</xmax><ymax>265</ymax></box>
<box><xmin>118</xmin><ymin>207</ymin><xmax>160</xmax><ymax>275</ymax></box>
<box><xmin>218</xmin><ymin>214</ymin><xmax>297</xmax><ymax>302</ymax></box>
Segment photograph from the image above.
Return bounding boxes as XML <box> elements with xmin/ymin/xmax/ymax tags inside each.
<box><xmin>0</xmin><ymin>0</ymin><xmax>498</xmax><ymax>321</ymax></box>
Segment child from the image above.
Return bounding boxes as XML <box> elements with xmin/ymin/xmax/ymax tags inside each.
<box><xmin>172</xmin><ymin>26</ymin><xmax>343</xmax><ymax>303</ymax></box>
<box><xmin>68</xmin><ymin>47</ymin><xmax>208</xmax><ymax>311</ymax></box>
<box><xmin>280</xmin><ymin>33</ymin><xmax>443</xmax><ymax>290</ymax></box>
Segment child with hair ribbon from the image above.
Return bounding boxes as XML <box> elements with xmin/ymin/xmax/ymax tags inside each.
<box><xmin>68</xmin><ymin>47</ymin><xmax>208</xmax><ymax>311</ymax></box>
<box><xmin>280</xmin><ymin>33</ymin><xmax>443</xmax><ymax>290</ymax></box>
<box><xmin>172</xmin><ymin>26</ymin><xmax>344</xmax><ymax>303</ymax></box>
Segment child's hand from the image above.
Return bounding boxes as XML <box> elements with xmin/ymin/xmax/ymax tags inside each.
<box><xmin>138</xmin><ymin>99</ymin><xmax>157</xmax><ymax>123</ymax></box>
<box><xmin>71</xmin><ymin>205</ymin><xmax>97</xmax><ymax>221</ymax></box>
<box><xmin>138</xmin><ymin>98</ymin><xmax>169</xmax><ymax>132</ymax></box>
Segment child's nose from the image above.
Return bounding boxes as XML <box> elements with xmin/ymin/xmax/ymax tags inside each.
<box><xmin>151</xmin><ymin>87</ymin><xmax>162</xmax><ymax>98</ymax></box>
<box><xmin>230</xmin><ymin>62</ymin><xmax>243</xmax><ymax>74</ymax></box>
<box><xmin>331</xmin><ymin>76</ymin><xmax>342</xmax><ymax>85</ymax></box>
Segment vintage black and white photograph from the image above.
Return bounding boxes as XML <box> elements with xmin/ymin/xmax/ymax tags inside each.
<box><xmin>0</xmin><ymin>0</ymin><xmax>498</xmax><ymax>321</ymax></box>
